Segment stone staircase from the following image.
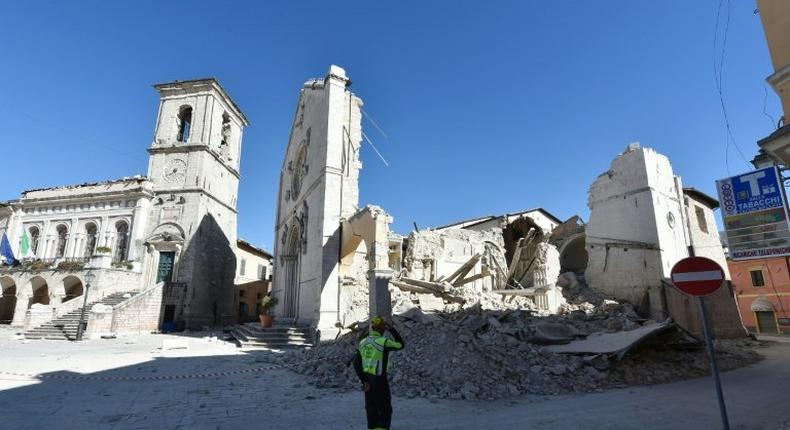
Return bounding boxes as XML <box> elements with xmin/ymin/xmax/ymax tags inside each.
<box><xmin>230</xmin><ymin>322</ymin><xmax>313</xmax><ymax>349</ymax></box>
<box><xmin>23</xmin><ymin>292</ymin><xmax>136</xmax><ymax>340</ymax></box>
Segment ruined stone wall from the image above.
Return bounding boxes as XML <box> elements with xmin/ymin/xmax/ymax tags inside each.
<box><xmin>585</xmin><ymin>145</ymin><xmax>746</xmax><ymax>336</ymax></box>
<box><xmin>585</xmin><ymin>144</ymin><xmax>687</xmax><ymax>308</ymax></box>
<box><xmin>404</xmin><ymin>228</ymin><xmax>506</xmax><ymax>292</ymax></box>
<box><xmin>505</xmin><ymin>211</ymin><xmax>559</xmax><ymax>235</ymax></box>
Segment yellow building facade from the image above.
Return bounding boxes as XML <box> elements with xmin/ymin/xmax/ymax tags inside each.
<box><xmin>756</xmin><ymin>0</ymin><xmax>790</xmax><ymax>165</ymax></box>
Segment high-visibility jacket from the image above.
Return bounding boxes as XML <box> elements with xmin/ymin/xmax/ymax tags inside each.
<box><xmin>357</xmin><ymin>330</ymin><xmax>403</xmax><ymax>376</ymax></box>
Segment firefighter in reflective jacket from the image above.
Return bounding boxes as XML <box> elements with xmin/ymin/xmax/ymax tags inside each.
<box><xmin>353</xmin><ymin>315</ymin><xmax>404</xmax><ymax>430</ymax></box>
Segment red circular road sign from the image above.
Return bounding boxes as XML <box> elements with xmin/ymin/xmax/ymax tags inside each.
<box><xmin>670</xmin><ymin>257</ymin><xmax>725</xmax><ymax>297</ymax></box>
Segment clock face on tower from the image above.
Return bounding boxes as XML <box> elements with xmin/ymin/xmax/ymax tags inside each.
<box><xmin>163</xmin><ymin>158</ymin><xmax>187</xmax><ymax>184</ymax></box>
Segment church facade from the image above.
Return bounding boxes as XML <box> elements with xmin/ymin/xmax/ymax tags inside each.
<box><xmin>272</xmin><ymin>66</ymin><xmax>394</xmax><ymax>341</ymax></box>
<box><xmin>0</xmin><ymin>78</ymin><xmax>248</xmax><ymax>331</ymax></box>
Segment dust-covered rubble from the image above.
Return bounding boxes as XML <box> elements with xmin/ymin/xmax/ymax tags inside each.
<box><xmin>282</xmin><ymin>302</ymin><xmax>762</xmax><ymax>400</ymax></box>
<box><xmin>279</xmin><ymin>212</ymin><xmax>760</xmax><ymax>401</ymax></box>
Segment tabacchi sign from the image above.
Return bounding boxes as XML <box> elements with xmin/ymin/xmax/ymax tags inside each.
<box><xmin>716</xmin><ymin>166</ymin><xmax>790</xmax><ymax>260</ymax></box>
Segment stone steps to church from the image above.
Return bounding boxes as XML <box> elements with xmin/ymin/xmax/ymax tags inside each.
<box><xmin>22</xmin><ymin>292</ymin><xmax>136</xmax><ymax>341</ymax></box>
<box><xmin>238</xmin><ymin>324</ymin><xmax>310</xmax><ymax>336</ymax></box>
<box><xmin>230</xmin><ymin>326</ymin><xmax>313</xmax><ymax>350</ymax></box>
<box><xmin>232</xmin><ymin>328</ymin><xmax>311</xmax><ymax>342</ymax></box>
<box><xmin>235</xmin><ymin>329</ymin><xmax>311</xmax><ymax>343</ymax></box>
<box><xmin>24</xmin><ymin>335</ymin><xmax>70</xmax><ymax>340</ymax></box>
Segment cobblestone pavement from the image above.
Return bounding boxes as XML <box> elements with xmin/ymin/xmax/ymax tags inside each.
<box><xmin>1</xmin><ymin>327</ymin><xmax>789</xmax><ymax>430</ymax></box>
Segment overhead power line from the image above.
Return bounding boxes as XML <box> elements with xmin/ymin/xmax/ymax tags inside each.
<box><xmin>361</xmin><ymin>108</ymin><xmax>389</xmax><ymax>140</ymax></box>
<box><xmin>361</xmin><ymin>130</ymin><xmax>389</xmax><ymax>167</ymax></box>
<box><xmin>713</xmin><ymin>0</ymin><xmax>751</xmax><ymax>173</ymax></box>
<box><xmin>0</xmin><ymin>102</ymin><xmax>144</xmax><ymax>163</ymax></box>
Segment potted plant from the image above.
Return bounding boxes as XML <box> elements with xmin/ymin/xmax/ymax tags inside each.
<box><xmin>259</xmin><ymin>295</ymin><xmax>278</xmax><ymax>328</ymax></box>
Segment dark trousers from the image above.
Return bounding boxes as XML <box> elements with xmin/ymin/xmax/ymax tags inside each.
<box><xmin>364</xmin><ymin>376</ymin><xmax>392</xmax><ymax>429</ymax></box>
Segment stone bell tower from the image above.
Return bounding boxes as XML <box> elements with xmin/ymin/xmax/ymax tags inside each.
<box><xmin>144</xmin><ymin>78</ymin><xmax>249</xmax><ymax>329</ymax></box>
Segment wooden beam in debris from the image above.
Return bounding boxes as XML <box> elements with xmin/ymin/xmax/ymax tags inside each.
<box><xmin>453</xmin><ymin>271</ymin><xmax>489</xmax><ymax>287</ymax></box>
<box><xmin>486</xmin><ymin>251</ymin><xmax>508</xmax><ymax>288</ymax></box>
<box><xmin>390</xmin><ymin>279</ymin><xmax>466</xmax><ymax>304</ymax></box>
<box><xmin>491</xmin><ymin>288</ymin><xmax>543</xmax><ymax>296</ymax></box>
<box><xmin>443</xmin><ymin>253</ymin><xmax>481</xmax><ymax>285</ymax></box>
<box><xmin>506</xmin><ymin>228</ymin><xmax>542</xmax><ymax>287</ymax></box>
<box><xmin>399</xmin><ymin>277</ymin><xmax>447</xmax><ymax>293</ymax></box>
<box><xmin>390</xmin><ymin>280</ymin><xmax>435</xmax><ymax>294</ymax></box>
<box><xmin>506</xmin><ymin>237</ymin><xmax>526</xmax><ymax>280</ymax></box>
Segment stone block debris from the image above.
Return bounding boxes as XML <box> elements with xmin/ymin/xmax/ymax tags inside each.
<box><xmin>545</xmin><ymin>319</ymin><xmax>673</xmax><ymax>358</ymax></box>
<box><xmin>281</xmin><ymin>294</ymin><xmax>760</xmax><ymax>400</ymax></box>
<box><xmin>162</xmin><ymin>338</ymin><xmax>189</xmax><ymax>350</ymax></box>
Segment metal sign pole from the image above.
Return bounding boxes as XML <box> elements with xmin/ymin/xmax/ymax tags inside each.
<box><xmin>697</xmin><ymin>296</ymin><xmax>731</xmax><ymax>430</ymax></box>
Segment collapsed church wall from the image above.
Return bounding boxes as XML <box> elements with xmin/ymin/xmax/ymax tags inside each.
<box><xmin>391</xmin><ymin>225</ymin><xmax>568</xmax><ymax>314</ymax></box>
<box><xmin>402</xmin><ymin>228</ymin><xmax>507</xmax><ymax>293</ymax></box>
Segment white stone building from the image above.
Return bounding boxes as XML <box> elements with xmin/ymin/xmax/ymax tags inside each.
<box><xmin>0</xmin><ymin>78</ymin><xmax>249</xmax><ymax>332</ymax></box>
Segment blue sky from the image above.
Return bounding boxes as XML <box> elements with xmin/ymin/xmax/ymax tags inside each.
<box><xmin>0</xmin><ymin>1</ymin><xmax>780</xmax><ymax>251</ymax></box>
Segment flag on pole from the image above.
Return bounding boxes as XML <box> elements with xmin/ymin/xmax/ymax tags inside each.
<box><xmin>0</xmin><ymin>233</ymin><xmax>18</xmax><ymax>266</ymax></box>
<box><xmin>19</xmin><ymin>229</ymin><xmax>32</xmax><ymax>259</ymax></box>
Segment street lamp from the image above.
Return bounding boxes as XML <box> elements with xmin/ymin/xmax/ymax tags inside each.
<box><xmin>76</xmin><ymin>270</ymin><xmax>95</xmax><ymax>341</ymax></box>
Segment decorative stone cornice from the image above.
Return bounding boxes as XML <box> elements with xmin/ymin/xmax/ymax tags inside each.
<box><xmin>767</xmin><ymin>63</ymin><xmax>790</xmax><ymax>92</ymax></box>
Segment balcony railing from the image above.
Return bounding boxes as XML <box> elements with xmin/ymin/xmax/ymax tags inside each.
<box><xmin>111</xmin><ymin>260</ymin><xmax>135</xmax><ymax>270</ymax></box>
<box><xmin>62</xmin><ymin>257</ymin><xmax>91</xmax><ymax>264</ymax></box>
<box><xmin>0</xmin><ymin>254</ymin><xmax>144</xmax><ymax>273</ymax></box>
<box><xmin>0</xmin><ymin>258</ymin><xmax>55</xmax><ymax>273</ymax></box>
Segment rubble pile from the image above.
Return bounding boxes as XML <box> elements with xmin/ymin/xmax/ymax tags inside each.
<box><xmin>390</xmin><ymin>274</ymin><xmax>540</xmax><ymax>314</ymax></box>
<box><xmin>283</xmin><ymin>304</ymin><xmax>761</xmax><ymax>400</ymax></box>
<box><xmin>280</xmin><ymin>203</ymin><xmax>761</xmax><ymax>400</ymax></box>
<box><xmin>557</xmin><ymin>271</ymin><xmax>605</xmax><ymax>309</ymax></box>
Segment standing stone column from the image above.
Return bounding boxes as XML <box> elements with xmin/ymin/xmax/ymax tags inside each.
<box><xmin>368</xmin><ymin>268</ymin><xmax>393</xmax><ymax>320</ymax></box>
<box><xmin>41</xmin><ymin>220</ymin><xmax>51</xmax><ymax>258</ymax></box>
<box><xmin>99</xmin><ymin>216</ymin><xmax>110</xmax><ymax>248</ymax></box>
<box><xmin>65</xmin><ymin>217</ymin><xmax>79</xmax><ymax>258</ymax></box>
<box><xmin>128</xmin><ymin>198</ymin><xmax>150</xmax><ymax>262</ymax></box>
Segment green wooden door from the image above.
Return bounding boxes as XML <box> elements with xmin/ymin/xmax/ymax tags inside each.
<box><xmin>756</xmin><ymin>311</ymin><xmax>779</xmax><ymax>334</ymax></box>
<box><xmin>157</xmin><ymin>251</ymin><xmax>176</xmax><ymax>283</ymax></box>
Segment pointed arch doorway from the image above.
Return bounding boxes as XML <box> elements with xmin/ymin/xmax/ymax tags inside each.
<box><xmin>281</xmin><ymin>226</ymin><xmax>301</xmax><ymax>319</ymax></box>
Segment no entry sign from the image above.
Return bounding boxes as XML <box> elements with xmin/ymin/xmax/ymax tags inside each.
<box><xmin>671</xmin><ymin>255</ymin><xmax>732</xmax><ymax>429</ymax></box>
<box><xmin>670</xmin><ymin>257</ymin><xmax>725</xmax><ymax>296</ymax></box>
